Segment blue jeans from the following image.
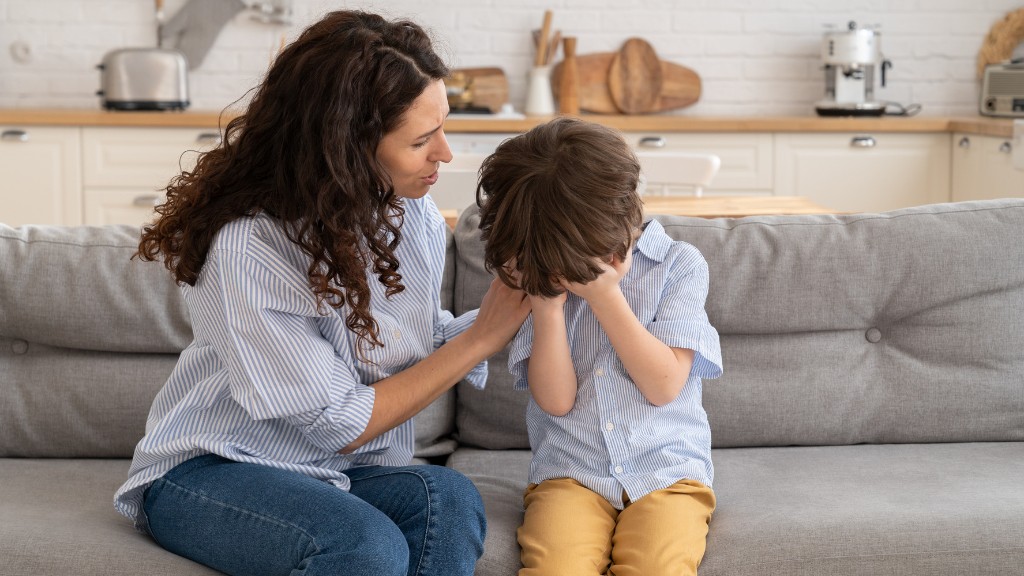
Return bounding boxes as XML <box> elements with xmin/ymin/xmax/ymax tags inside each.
<box><xmin>142</xmin><ymin>454</ymin><xmax>486</xmax><ymax>576</ymax></box>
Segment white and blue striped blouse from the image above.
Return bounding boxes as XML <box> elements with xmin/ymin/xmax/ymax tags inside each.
<box><xmin>508</xmin><ymin>219</ymin><xmax>723</xmax><ymax>510</ymax></box>
<box><xmin>114</xmin><ymin>195</ymin><xmax>482</xmax><ymax>531</ymax></box>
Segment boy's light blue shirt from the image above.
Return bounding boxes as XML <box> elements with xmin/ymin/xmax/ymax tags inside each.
<box><xmin>114</xmin><ymin>195</ymin><xmax>483</xmax><ymax>531</ymax></box>
<box><xmin>508</xmin><ymin>219</ymin><xmax>723</xmax><ymax>509</ymax></box>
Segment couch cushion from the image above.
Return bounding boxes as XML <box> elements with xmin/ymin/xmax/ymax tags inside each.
<box><xmin>0</xmin><ymin>224</ymin><xmax>458</xmax><ymax>459</ymax></box>
<box><xmin>0</xmin><ymin>224</ymin><xmax>192</xmax><ymax>352</ymax></box>
<box><xmin>0</xmin><ymin>459</ymin><xmax>221</xmax><ymax>575</ymax></box>
<box><xmin>447</xmin><ymin>448</ymin><xmax>532</xmax><ymax>575</ymax></box>
<box><xmin>451</xmin><ymin>214</ymin><xmax>530</xmax><ymax>449</ymax></box>
<box><xmin>452</xmin><ymin>200</ymin><xmax>1024</xmax><ymax>449</ymax></box>
<box><xmin>449</xmin><ymin>442</ymin><xmax>1024</xmax><ymax>576</ymax></box>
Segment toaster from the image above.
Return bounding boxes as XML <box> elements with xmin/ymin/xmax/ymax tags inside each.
<box><xmin>96</xmin><ymin>48</ymin><xmax>190</xmax><ymax>111</ymax></box>
<box><xmin>980</xmin><ymin>60</ymin><xmax>1024</xmax><ymax>118</ymax></box>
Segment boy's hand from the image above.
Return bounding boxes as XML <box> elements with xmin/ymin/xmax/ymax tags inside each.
<box><xmin>561</xmin><ymin>250</ymin><xmax>633</xmax><ymax>303</ymax></box>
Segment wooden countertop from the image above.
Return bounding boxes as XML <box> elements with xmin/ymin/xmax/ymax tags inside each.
<box><xmin>440</xmin><ymin>196</ymin><xmax>835</xmax><ymax>229</ymax></box>
<box><xmin>641</xmin><ymin>195</ymin><xmax>837</xmax><ymax>218</ymax></box>
<box><xmin>0</xmin><ymin>108</ymin><xmax>1016</xmax><ymax>137</ymax></box>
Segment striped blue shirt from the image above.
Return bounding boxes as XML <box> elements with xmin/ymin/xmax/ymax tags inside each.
<box><xmin>114</xmin><ymin>195</ymin><xmax>482</xmax><ymax>531</ymax></box>
<box><xmin>508</xmin><ymin>219</ymin><xmax>722</xmax><ymax>509</ymax></box>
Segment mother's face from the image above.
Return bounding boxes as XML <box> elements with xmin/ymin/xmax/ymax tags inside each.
<box><xmin>376</xmin><ymin>79</ymin><xmax>453</xmax><ymax>200</ymax></box>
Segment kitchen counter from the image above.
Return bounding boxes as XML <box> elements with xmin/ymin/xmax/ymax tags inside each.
<box><xmin>0</xmin><ymin>108</ymin><xmax>1016</xmax><ymax>137</ymax></box>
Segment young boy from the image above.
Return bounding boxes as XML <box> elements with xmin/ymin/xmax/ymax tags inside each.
<box><xmin>476</xmin><ymin>117</ymin><xmax>723</xmax><ymax>576</ymax></box>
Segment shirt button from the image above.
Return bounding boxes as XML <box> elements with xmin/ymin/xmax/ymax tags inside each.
<box><xmin>605</xmin><ymin>422</ymin><xmax>614</xmax><ymax>431</ymax></box>
<box><xmin>392</xmin><ymin>329</ymin><xmax>402</xmax><ymax>340</ymax></box>
<box><xmin>595</xmin><ymin>368</ymin><xmax>605</xmax><ymax>377</ymax></box>
<box><xmin>614</xmin><ymin>465</ymin><xmax>624</xmax><ymax>474</ymax></box>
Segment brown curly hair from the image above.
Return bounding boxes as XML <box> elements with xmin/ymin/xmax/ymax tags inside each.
<box><xmin>476</xmin><ymin>117</ymin><xmax>643</xmax><ymax>298</ymax></box>
<box><xmin>136</xmin><ymin>10</ymin><xmax>450</xmax><ymax>354</ymax></box>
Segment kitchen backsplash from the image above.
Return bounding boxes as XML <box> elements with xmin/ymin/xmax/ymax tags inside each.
<box><xmin>1</xmin><ymin>0</ymin><xmax>1021</xmax><ymax>116</ymax></box>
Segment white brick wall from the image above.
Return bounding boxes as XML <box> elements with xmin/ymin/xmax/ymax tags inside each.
<box><xmin>1</xmin><ymin>0</ymin><xmax>1021</xmax><ymax>116</ymax></box>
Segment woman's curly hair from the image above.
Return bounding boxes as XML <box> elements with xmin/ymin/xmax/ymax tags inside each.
<box><xmin>136</xmin><ymin>10</ymin><xmax>449</xmax><ymax>355</ymax></box>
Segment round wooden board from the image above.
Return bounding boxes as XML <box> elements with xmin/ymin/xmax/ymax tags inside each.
<box><xmin>608</xmin><ymin>38</ymin><xmax>663</xmax><ymax>114</ymax></box>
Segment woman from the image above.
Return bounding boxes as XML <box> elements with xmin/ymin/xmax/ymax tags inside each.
<box><xmin>114</xmin><ymin>10</ymin><xmax>530</xmax><ymax>576</ymax></box>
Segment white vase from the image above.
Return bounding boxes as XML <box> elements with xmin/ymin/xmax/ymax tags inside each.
<box><xmin>524</xmin><ymin>65</ymin><xmax>555</xmax><ymax>116</ymax></box>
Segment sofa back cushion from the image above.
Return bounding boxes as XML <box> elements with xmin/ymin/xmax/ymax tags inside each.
<box><xmin>452</xmin><ymin>199</ymin><xmax>1024</xmax><ymax>449</ymax></box>
<box><xmin>0</xmin><ymin>223</ymin><xmax>457</xmax><ymax>459</ymax></box>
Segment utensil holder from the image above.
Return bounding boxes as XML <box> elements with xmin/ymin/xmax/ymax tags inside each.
<box><xmin>525</xmin><ymin>65</ymin><xmax>555</xmax><ymax>116</ymax></box>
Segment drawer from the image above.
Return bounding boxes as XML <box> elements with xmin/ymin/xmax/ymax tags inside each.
<box><xmin>623</xmin><ymin>132</ymin><xmax>774</xmax><ymax>193</ymax></box>
<box><xmin>82</xmin><ymin>127</ymin><xmax>222</xmax><ymax>188</ymax></box>
<box><xmin>83</xmin><ymin>187</ymin><xmax>163</xmax><ymax>227</ymax></box>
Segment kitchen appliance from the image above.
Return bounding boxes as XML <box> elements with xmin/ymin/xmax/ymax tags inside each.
<box><xmin>96</xmin><ymin>48</ymin><xmax>189</xmax><ymax>111</ymax></box>
<box><xmin>980</xmin><ymin>60</ymin><xmax>1024</xmax><ymax>117</ymax></box>
<box><xmin>815</xmin><ymin>21</ymin><xmax>892</xmax><ymax>117</ymax></box>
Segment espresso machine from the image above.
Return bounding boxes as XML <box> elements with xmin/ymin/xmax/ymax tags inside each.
<box><xmin>815</xmin><ymin>21</ymin><xmax>892</xmax><ymax>116</ymax></box>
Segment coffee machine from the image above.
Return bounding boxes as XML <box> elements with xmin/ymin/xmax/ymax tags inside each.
<box><xmin>815</xmin><ymin>21</ymin><xmax>892</xmax><ymax>116</ymax></box>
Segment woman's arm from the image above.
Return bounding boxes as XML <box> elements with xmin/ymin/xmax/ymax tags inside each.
<box><xmin>340</xmin><ymin>278</ymin><xmax>530</xmax><ymax>452</ymax></box>
<box><xmin>525</xmin><ymin>293</ymin><xmax>578</xmax><ymax>417</ymax></box>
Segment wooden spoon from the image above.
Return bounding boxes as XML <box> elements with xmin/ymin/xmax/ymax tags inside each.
<box><xmin>607</xmin><ymin>38</ymin><xmax>663</xmax><ymax>114</ymax></box>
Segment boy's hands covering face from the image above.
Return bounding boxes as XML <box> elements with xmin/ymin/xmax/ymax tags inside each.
<box><xmin>560</xmin><ymin>249</ymin><xmax>633</xmax><ymax>303</ymax></box>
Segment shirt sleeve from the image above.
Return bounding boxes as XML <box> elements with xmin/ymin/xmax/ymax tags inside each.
<box><xmin>199</xmin><ymin>248</ymin><xmax>376</xmax><ymax>454</ymax></box>
<box><xmin>507</xmin><ymin>316</ymin><xmax>535</xmax><ymax>391</ymax></box>
<box><xmin>648</xmin><ymin>247</ymin><xmax>723</xmax><ymax>380</ymax></box>
<box><xmin>433</xmin><ymin>307</ymin><xmax>488</xmax><ymax>389</ymax></box>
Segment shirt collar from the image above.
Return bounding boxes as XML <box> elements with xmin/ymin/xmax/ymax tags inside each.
<box><xmin>634</xmin><ymin>219</ymin><xmax>672</xmax><ymax>263</ymax></box>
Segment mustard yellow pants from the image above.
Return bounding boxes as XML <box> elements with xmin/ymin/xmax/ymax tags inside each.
<box><xmin>517</xmin><ymin>477</ymin><xmax>715</xmax><ymax>576</ymax></box>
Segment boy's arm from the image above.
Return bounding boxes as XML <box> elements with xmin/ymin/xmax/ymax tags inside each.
<box><xmin>566</xmin><ymin>255</ymin><xmax>694</xmax><ymax>407</ymax></box>
<box><xmin>586</xmin><ymin>289</ymin><xmax>694</xmax><ymax>406</ymax></box>
<box><xmin>526</xmin><ymin>293</ymin><xmax>579</xmax><ymax>416</ymax></box>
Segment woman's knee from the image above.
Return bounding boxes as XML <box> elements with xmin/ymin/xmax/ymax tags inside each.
<box><xmin>311</xmin><ymin>516</ymin><xmax>409</xmax><ymax>576</ymax></box>
<box><xmin>422</xmin><ymin>466</ymin><xmax>483</xmax><ymax>509</ymax></box>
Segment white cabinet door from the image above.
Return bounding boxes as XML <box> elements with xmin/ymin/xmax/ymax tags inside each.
<box><xmin>623</xmin><ymin>132</ymin><xmax>774</xmax><ymax>196</ymax></box>
<box><xmin>775</xmin><ymin>133</ymin><xmax>951</xmax><ymax>213</ymax></box>
<box><xmin>951</xmin><ymin>133</ymin><xmax>1024</xmax><ymax>201</ymax></box>
<box><xmin>81</xmin><ymin>127</ymin><xmax>222</xmax><ymax>225</ymax></box>
<box><xmin>434</xmin><ymin>133</ymin><xmax>515</xmax><ymax>214</ymax></box>
<box><xmin>1</xmin><ymin>126</ymin><xmax>82</xmax><ymax>226</ymax></box>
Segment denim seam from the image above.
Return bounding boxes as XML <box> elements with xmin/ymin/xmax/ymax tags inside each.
<box><xmin>349</xmin><ymin>468</ymin><xmax>435</xmax><ymax>575</ymax></box>
<box><xmin>157</xmin><ymin>477</ymin><xmax>323</xmax><ymax>556</ymax></box>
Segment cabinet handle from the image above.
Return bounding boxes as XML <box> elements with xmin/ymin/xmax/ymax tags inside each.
<box><xmin>999</xmin><ymin>141</ymin><xmax>1012</xmax><ymax>154</ymax></box>
<box><xmin>132</xmin><ymin>194</ymin><xmax>161</xmax><ymax>207</ymax></box>
<box><xmin>638</xmin><ymin>136</ymin><xmax>666</xmax><ymax>148</ymax></box>
<box><xmin>1</xmin><ymin>129</ymin><xmax>29</xmax><ymax>142</ymax></box>
<box><xmin>195</xmin><ymin>132</ymin><xmax>222</xmax><ymax>146</ymax></box>
<box><xmin>958</xmin><ymin>136</ymin><xmax>970</xmax><ymax>148</ymax></box>
<box><xmin>850</xmin><ymin>136</ymin><xmax>876</xmax><ymax>148</ymax></box>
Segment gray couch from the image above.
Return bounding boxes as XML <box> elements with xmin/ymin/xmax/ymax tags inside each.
<box><xmin>2</xmin><ymin>199</ymin><xmax>1023</xmax><ymax>576</ymax></box>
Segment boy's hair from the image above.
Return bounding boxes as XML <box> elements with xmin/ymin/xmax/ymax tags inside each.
<box><xmin>476</xmin><ymin>117</ymin><xmax>643</xmax><ymax>297</ymax></box>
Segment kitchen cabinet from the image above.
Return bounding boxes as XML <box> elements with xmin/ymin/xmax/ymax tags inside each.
<box><xmin>81</xmin><ymin>127</ymin><xmax>222</xmax><ymax>226</ymax></box>
<box><xmin>434</xmin><ymin>132</ymin><xmax>515</xmax><ymax>214</ymax></box>
<box><xmin>774</xmin><ymin>133</ymin><xmax>951</xmax><ymax>213</ymax></box>
<box><xmin>1</xmin><ymin>125</ymin><xmax>82</xmax><ymax>226</ymax></box>
<box><xmin>624</xmin><ymin>132</ymin><xmax>774</xmax><ymax>196</ymax></box>
<box><xmin>951</xmin><ymin>133</ymin><xmax>1024</xmax><ymax>202</ymax></box>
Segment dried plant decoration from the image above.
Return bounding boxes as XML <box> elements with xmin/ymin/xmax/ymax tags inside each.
<box><xmin>977</xmin><ymin>7</ymin><xmax>1024</xmax><ymax>79</ymax></box>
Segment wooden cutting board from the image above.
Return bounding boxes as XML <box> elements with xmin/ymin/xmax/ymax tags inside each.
<box><xmin>608</xmin><ymin>38</ymin><xmax>663</xmax><ymax>114</ymax></box>
<box><xmin>552</xmin><ymin>52</ymin><xmax>701</xmax><ymax>114</ymax></box>
<box><xmin>448</xmin><ymin>67</ymin><xmax>509</xmax><ymax>113</ymax></box>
